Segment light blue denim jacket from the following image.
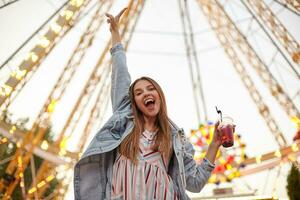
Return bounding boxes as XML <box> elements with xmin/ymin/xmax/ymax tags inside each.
<box><xmin>73</xmin><ymin>43</ymin><xmax>215</xmax><ymax>200</ymax></box>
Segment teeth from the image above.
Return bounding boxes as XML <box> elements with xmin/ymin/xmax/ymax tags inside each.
<box><xmin>144</xmin><ymin>98</ymin><xmax>154</xmax><ymax>105</ymax></box>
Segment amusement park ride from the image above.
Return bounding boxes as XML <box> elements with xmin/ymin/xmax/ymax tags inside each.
<box><xmin>0</xmin><ymin>0</ymin><xmax>299</xmax><ymax>199</ymax></box>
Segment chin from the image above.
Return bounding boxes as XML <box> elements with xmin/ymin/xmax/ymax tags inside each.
<box><xmin>143</xmin><ymin>111</ymin><xmax>159</xmax><ymax>118</ymax></box>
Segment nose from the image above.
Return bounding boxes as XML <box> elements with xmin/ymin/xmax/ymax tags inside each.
<box><xmin>143</xmin><ymin>92</ymin><xmax>151</xmax><ymax>98</ymax></box>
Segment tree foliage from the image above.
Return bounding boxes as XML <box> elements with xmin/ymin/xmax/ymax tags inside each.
<box><xmin>286</xmin><ymin>164</ymin><xmax>300</xmax><ymax>200</ymax></box>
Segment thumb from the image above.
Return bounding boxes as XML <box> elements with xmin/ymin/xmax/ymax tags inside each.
<box><xmin>214</xmin><ymin>120</ymin><xmax>220</xmax><ymax>130</ymax></box>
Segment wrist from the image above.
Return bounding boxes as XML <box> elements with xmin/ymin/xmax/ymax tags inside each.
<box><xmin>111</xmin><ymin>33</ymin><xmax>121</xmax><ymax>46</ymax></box>
<box><xmin>209</xmin><ymin>141</ymin><xmax>221</xmax><ymax>149</ymax></box>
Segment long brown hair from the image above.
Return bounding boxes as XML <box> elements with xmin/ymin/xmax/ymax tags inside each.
<box><xmin>119</xmin><ymin>77</ymin><xmax>171</xmax><ymax>164</ymax></box>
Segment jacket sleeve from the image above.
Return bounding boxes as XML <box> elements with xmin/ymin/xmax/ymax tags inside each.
<box><xmin>183</xmin><ymin>141</ymin><xmax>215</xmax><ymax>193</ymax></box>
<box><xmin>110</xmin><ymin>42</ymin><xmax>131</xmax><ymax>112</ymax></box>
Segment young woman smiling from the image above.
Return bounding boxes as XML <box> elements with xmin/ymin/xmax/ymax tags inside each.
<box><xmin>74</xmin><ymin>7</ymin><xmax>230</xmax><ymax>200</ymax></box>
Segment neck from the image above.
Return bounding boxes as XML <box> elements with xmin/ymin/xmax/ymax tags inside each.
<box><xmin>143</xmin><ymin>115</ymin><xmax>157</xmax><ymax>132</ymax></box>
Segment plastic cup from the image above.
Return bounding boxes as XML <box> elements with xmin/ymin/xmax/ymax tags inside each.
<box><xmin>219</xmin><ymin>116</ymin><xmax>234</xmax><ymax>148</ymax></box>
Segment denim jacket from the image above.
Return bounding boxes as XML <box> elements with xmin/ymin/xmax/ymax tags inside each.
<box><xmin>73</xmin><ymin>43</ymin><xmax>215</xmax><ymax>200</ymax></box>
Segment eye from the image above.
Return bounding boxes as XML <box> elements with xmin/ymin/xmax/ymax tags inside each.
<box><xmin>148</xmin><ymin>86</ymin><xmax>155</xmax><ymax>91</ymax></box>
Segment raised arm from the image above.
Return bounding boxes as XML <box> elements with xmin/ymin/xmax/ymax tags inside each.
<box><xmin>106</xmin><ymin>8</ymin><xmax>131</xmax><ymax>112</ymax></box>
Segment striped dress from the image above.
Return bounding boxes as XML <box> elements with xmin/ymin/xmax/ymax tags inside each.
<box><xmin>111</xmin><ymin>130</ymin><xmax>178</xmax><ymax>200</ymax></box>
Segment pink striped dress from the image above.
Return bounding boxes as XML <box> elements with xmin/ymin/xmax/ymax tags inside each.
<box><xmin>111</xmin><ymin>130</ymin><xmax>178</xmax><ymax>200</ymax></box>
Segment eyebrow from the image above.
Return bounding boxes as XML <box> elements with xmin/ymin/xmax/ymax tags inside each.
<box><xmin>134</xmin><ymin>88</ymin><xmax>142</xmax><ymax>93</ymax></box>
<box><xmin>134</xmin><ymin>84</ymin><xmax>154</xmax><ymax>93</ymax></box>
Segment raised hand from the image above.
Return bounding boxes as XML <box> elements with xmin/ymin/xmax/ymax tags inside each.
<box><xmin>105</xmin><ymin>7</ymin><xmax>127</xmax><ymax>33</ymax></box>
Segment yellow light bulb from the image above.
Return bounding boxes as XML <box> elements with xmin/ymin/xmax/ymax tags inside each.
<box><xmin>9</xmin><ymin>125</ymin><xmax>16</xmax><ymax>134</ymax></box>
<box><xmin>37</xmin><ymin>181</ymin><xmax>46</xmax><ymax>188</ymax></box>
<box><xmin>51</xmin><ymin>23</ymin><xmax>62</xmax><ymax>34</ymax></box>
<box><xmin>31</xmin><ymin>53</ymin><xmax>38</xmax><ymax>62</ymax></box>
<box><xmin>41</xmin><ymin>140</ymin><xmax>49</xmax><ymax>150</ymax></box>
<box><xmin>292</xmin><ymin>143</ymin><xmax>299</xmax><ymax>152</ymax></box>
<box><xmin>18</xmin><ymin>156</ymin><xmax>22</xmax><ymax>167</ymax></box>
<box><xmin>64</xmin><ymin>10</ymin><xmax>74</xmax><ymax>20</ymax></box>
<box><xmin>274</xmin><ymin>150</ymin><xmax>281</xmax><ymax>158</ymax></box>
<box><xmin>46</xmin><ymin>175</ymin><xmax>55</xmax><ymax>182</ymax></box>
<box><xmin>288</xmin><ymin>154</ymin><xmax>296</xmax><ymax>162</ymax></box>
<box><xmin>20</xmin><ymin>181</ymin><xmax>24</xmax><ymax>188</ymax></box>
<box><xmin>226</xmin><ymin>164</ymin><xmax>232</xmax><ymax>170</ymax></box>
<box><xmin>70</xmin><ymin>0</ymin><xmax>84</xmax><ymax>7</ymax></box>
<box><xmin>291</xmin><ymin>116</ymin><xmax>300</xmax><ymax>127</ymax></box>
<box><xmin>47</xmin><ymin>99</ymin><xmax>57</xmax><ymax>113</ymax></box>
<box><xmin>39</xmin><ymin>37</ymin><xmax>50</xmax><ymax>48</ymax></box>
<box><xmin>28</xmin><ymin>187</ymin><xmax>37</xmax><ymax>194</ymax></box>
<box><xmin>17</xmin><ymin>141</ymin><xmax>21</xmax><ymax>148</ymax></box>
<box><xmin>0</xmin><ymin>84</ymin><xmax>12</xmax><ymax>96</ymax></box>
<box><xmin>255</xmin><ymin>155</ymin><xmax>262</xmax><ymax>163</ymax></box>
<box><xmin>11</xmin><ymin>69</ymin><xmax>27</xmax><ymax>80</ymax></box>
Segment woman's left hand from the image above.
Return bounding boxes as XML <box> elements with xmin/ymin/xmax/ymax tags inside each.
<box><xmin>211</xmin><ymin>121</ymin><xmax>236</xmax><ymax>147</ymax></box>
<box><xmin>211</xmin><ymin>121</ymin><xmax>222</xmax><ymax>147</ymax></box>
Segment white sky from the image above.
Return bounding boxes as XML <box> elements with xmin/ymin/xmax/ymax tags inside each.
<box><xmin>0</xmin><ymin>0</ymin><xmax>299</xmax><ymax>199</ymax></box>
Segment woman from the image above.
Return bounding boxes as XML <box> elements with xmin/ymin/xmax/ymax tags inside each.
<box><xmin>74</xmin><ymin>8</ymin><xmax>227</xmax><ymax>200</ymax></box>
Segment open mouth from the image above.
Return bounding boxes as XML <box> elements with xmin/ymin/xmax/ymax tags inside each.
<box><xmin>144</xmin><ymin>98</ymin><xmax>155</xmax><ymax>108</ymax></box>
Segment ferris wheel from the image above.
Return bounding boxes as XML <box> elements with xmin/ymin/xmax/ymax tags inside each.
<box><xmin>0</xmin><ymin>0</ymin><xmax>299</xmax><ymax>199</ymax></box>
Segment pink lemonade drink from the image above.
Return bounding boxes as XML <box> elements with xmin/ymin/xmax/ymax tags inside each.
<box><xmin>219</xmin><ymin>117</ymin><xmax>234</xmax><ymax>148</ymax></box>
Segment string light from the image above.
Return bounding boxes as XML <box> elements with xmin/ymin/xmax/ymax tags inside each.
<box><xmin>78</xmin><ymin>152</ymin><xmax>82</xmax><ymax>158</ymax></box>
<box><xmin>25</xmin><ymin>52</ymin><xmax>39</xmax><ymax>62</ymax></box>
<box><xmin>16</xmin><ymin>141</ymin><xmax>21</xmax><ymax>148</ymax></box>
<box><xmin>39</xmin><ymin>36</ymin><xmax>50</xmax><ymax>48</ymax></box>
<box><xmin>47</xmin><ymin>99</ymin><xmax>57</xmax><ymax>113</ymax></box>
<box><xmin>274</xmin><ymin>150</ymin><xmax>281</xmax><ymax>158</ymax></box>
<box><xmin>20</xmin><ymin>181</ymin><xmax>24</xmax><ymax>188</ymax></box>
<box><xmin>291</xmin><ymin>143</ymin><xmax>299</xmax><ymax>152</ymax></box>
<box><xmin>288</xmin><ymin>154</ymin><xmax>296</xmax><ymax>162</ymax></box>
<box><xmin>61</xmin><ymin>10</ymin><xmax>74</xmax><ymax>20</ymax></box>
<box><xmin>28</xmin><ymin>187</ymin><xmax>37</xmax><ymax>194</ymax></box>
<box><xmin>41</xmin><ymin>140</ymin><xmax>49</xmax><ymax>150</ymax></box>
<box><xmin>46</xmin><ymin>175</ymin><xmax>55</xmax><ymax>182</ymax></box>
<box><xmin>9</xmin><ymin>125</ymin><xmax>16</xmax><ymax>134</ymax></box>
<box><xmin>291</xmin><ymin>116</ymin><xmax>300</xmax><ymax>127</ymax></box>
<box><xmin>18</xmin><ymin>156</ymin><xmax>23</xmax><ymax>168</ymax></box>
<box><xmin>0</xmin><ymin>84</ymin><xmax>12</xmax><ymax>96</ymax></box>
<box><xmin>28</xmin><ymin>174</ymin><xmax>55</xmax><ymax>194</ymax></box>
<box><xmin>70</xmin><ymin>0</ymin><xmax>84</xmax><ymax>7</ymax></box>
<box><xmin>11</xmin><ymin>69</ymin><xmax>27</xmax><ymax>80</ymax></box>
<box><xmin>255</xmin><ymin>155</ymin><xmax>262</xmax><ymax>164</ymax></box>
<box><xmin>50</xmin><ymin>22</ymin><xmax>62</xmax><ymax>34</ymax></box>
<box><xmin>59</xmin><ymin>149</ymin><xmax>67</xmax><ymax>156</ymax></box>
<box><xmin>37</xmin><ymin>181</ymin><xmax>46</xmax><ymax>188</ymax></box>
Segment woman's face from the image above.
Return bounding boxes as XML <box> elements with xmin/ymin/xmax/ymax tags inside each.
<box><xmin>133</xmin><ymin>79</ymin><xmax>161</xmax><ymax>118</ymax></box>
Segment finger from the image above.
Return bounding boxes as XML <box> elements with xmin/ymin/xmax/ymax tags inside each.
<box><xmin>116</xmin><ymin>7</ymin><xmax>128</xmax><ymax>18</ymax></box>
<box><xmin>105</xmin><ymin>13</ymin><xmax>113</xmax><ymax>17</ymax></box>
<box><xmin>214</xmin><ymin>121</ymin><xmax>220</xmax><ymax>131</ymax></box>
<box><xmin>215</xmin><ymin>120</ymin><xmax>220</xmax><ymax>127</ymax></box>
<box><xmin>115</xmin><ymin>7</ymin><xmax>127</xmax><ymax>22</ymax></box>
<box><xmin>105</xmin><ymin>13</ymin><xmax>114</xmax><ymax>20</ymax></box>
